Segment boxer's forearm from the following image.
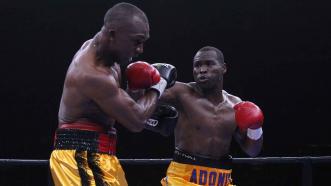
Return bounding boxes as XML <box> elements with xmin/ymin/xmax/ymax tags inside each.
<box><xmin>234</xmin><ymin>130</ymin><xmax>263</xmax><ymax>157</ymax></box>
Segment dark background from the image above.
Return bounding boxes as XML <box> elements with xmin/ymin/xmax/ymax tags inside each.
<box><xmin>0</xmin><ymin>0</ymin><xmax>330</xmax><ymax>185</ymax></box>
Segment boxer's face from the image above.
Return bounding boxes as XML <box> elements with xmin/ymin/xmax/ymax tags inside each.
<box><xmin>193</xmin><ymin>50</ymin><xmax>226</xmax><ymax>89</ymax></box>
<box><xmin>111</xmin><ymin>16</ymin><xmax>149</xmax><ymax>65</ymax></box>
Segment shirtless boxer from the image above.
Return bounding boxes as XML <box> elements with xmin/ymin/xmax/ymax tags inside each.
<box><xmin>146</xmin><ymin>46</ymin><xmax>263</xmax><ymax>186</ymax></box>
<box><xmin>49</xmin><ymin>3</ymin><xmax>176</xmax><ymax>186</ymax></box>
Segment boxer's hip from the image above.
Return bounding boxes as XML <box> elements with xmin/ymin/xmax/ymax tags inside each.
<box><xmin>173</xmin><ymin>148</ymin><xmax>232</xmax><ymax>169</ymax></box>
<box><xmin>54</xmin><ymin>122</ymin><xmax>117</xmax><ymax>155</ymax></box>
<box><xmin>161</xmin><ymin>148</ymin><xmax>233</xmax><ymax>186</ymax></box>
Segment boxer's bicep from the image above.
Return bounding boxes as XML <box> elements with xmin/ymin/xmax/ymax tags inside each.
<box><xmin>159</xmin><ymin>81</ymin><xmax>181</xmax><ymax>104</ymax></box>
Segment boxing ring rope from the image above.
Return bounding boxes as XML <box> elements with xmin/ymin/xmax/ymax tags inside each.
<box><xmin>0</xmin><ymin>156</ymin><xmax>330</xmax><ymax>186</ymax></box>
<box><xmin>1</xmin><ymin>156</ymin><xmax>331</xmax><ymax>166</ymax></box>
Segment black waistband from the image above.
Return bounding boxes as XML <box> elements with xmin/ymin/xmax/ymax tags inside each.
<box><xmin>54</xmin><ymin>128</ymin><xmax>116</xmax><ymax>155</ymax></box>
<box><xmin>173</xmin><ymin>148</ymin><xmax>232</xmax><ymax>169</ymax></box>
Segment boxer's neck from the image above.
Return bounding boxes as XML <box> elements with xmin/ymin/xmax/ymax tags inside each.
<box><xmin>196</xmin><ymin>84</ymin><xmax>224</xmax><ymax>105</ymax></box>
<box><xmin>92</xmin><ymin>33</ymin><xmax>116</xmax><ymax>67</ymax></box>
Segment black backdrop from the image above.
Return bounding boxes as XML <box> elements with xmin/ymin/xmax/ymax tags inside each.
<box><xmin>0</xmin><ymin>0</ymin><xmax>330</xmax><ymax>185</ymax></box>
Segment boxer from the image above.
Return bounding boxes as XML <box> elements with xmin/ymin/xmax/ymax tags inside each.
<box><xmin>49</xmin><ymin>3</ymin><xmax>176</xmax><ymax>186</ymax></box>
<box><xmin>151</xmin><ymin>46</ymin><xmax>264</xmax><ymax>186</ymax></box>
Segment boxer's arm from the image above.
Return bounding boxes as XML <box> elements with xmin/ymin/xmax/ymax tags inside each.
<box><xmin>127</xmin><ymin>89</ymin><xmax>145</xmax><ymax>101</ymax></box>
<box><xmin>144</xmin><ymin>104</ymin><xmax>178</xmax><ymax>136</ymax></box>
<box><xmin>83</xmin><ymin>74</ymin><xmax>159</xmax><ymax>132</ymax></box>
<box><xmin>127</xmin><ymin>81</ymin><xmax>181</xmax><ymax>105</ymax></box>
<box><xmin>159</xmin><ymin>81</ymin><xmax>183</xmax><ymax>106</ymax></box>
<box><xmin>233</xmin><ymin>101</ymin><xmax>264</xmax><ymax>157</ymax></box>
<box><xmin>234</xmin><ymin>129</ymin><xmax>263</xmax><ymax>157</ymax></box>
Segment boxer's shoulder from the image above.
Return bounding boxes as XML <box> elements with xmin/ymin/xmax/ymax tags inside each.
<box><xmin>80</xmin><ymin>39</ymin><xmax>93</xmax><ymax>50</ymax></box>
<box><xmin>168</xmin><ymin>81</ymin><xmax>193</xmax><ymax>96</ymax></box>
<box><xmin>222</xmin><ymin>90</ymin><xmax>242</xmax><ymax>106</ymax></box>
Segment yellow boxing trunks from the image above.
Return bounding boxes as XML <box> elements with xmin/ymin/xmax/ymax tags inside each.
<box><xmin>49</xmin><ymin>123</ymin><xmax>128</xmax><ymax>186</ymax></box>
<box><xmin>161</xmin><ymin>148</ymin><xmax>235</xmax><ymax>186</ymax></box>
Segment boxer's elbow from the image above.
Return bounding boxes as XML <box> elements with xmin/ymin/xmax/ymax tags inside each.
<box><xmin>245</xmin><ymin>149</ymin><xmax>261</xmax><ymax>158</ymax></box>
<box><xmin>127</xmin><ymin>117</ymin><xmax>145</xmax><ymax>132</ymax></box>
<box><xmin>129</xmin><ymin>124</ymin><xmax>144</xmax><ymax>132</ymax></box>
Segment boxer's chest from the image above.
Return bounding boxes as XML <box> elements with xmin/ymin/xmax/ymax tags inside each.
<box><xmin>180</xmin><ymin>96</ymin><xmax>236</xmax><ymax>132</ymax></box>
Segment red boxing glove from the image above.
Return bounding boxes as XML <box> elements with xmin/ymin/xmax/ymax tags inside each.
<box><xmin>234</xmin><ymin>101</ymin><xmax>264</xmax><ymax>130</ymax></box>
<box><xmin>126</xmin><ymin>61</ymin><xmax>161</xmax><ymax>90</ymax></box>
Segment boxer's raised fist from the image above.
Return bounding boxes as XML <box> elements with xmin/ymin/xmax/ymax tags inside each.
<box><xmin>126</xmin><ymin>61</ymin><xmax>160</xmax><ymax>90</ymax></box>
<box><xmin>152</xmin><ymin>63</ymin><xmax>177</xmax><ymax>88</ymax></box>
<box><xmin>234</xmin><ymin>101</ymin><xmax>264</xmax><ymax>130</ymax></box>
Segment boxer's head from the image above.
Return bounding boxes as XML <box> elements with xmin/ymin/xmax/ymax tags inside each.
<box><xmin>98</xmin><ymin>3</ymin><xmax>150</xmax><ymax>66</ymax></box>
<box><xmin>193</xmin><ymin>46</ymin><xmax>227</xmax><ymax>89</ymax></box>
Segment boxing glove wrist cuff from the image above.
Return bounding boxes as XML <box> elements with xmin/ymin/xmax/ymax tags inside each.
<box><xmin>247</xmin><ymin>127</ymin><xmax>263</xmax><ymax>140</ymax></box>
<box><xmin>150</xmin><ymin>78</ymin><xmax>167</xmax><ymax>98</ymax></box>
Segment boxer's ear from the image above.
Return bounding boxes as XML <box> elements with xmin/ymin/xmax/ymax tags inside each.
<box><xmin>222</xmin><ymin>62</ymin><xmax>227</xmax><ymax>74</ymax></box>
<box><xmin>109</xmin><ymin>29</ymin><xmax>116</xmax><ymax>42</ymax></box>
